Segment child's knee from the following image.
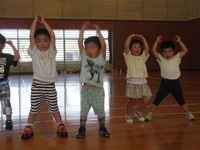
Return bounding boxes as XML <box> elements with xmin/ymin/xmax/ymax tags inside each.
<box><xmin>2</xmin><ymin>107</ymin><xmax>12</xmax><ymax>115</ymax></box>
<box><xmin>143</xmin><ymin>97</ymin><xmax>150</xmax><ymax>104</ymax></box>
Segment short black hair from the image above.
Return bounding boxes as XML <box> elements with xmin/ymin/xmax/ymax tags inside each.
<box><xmin>34</xmin><ymin>28</ymin><xmax>50</xmax><ymax>39</ymax></box>
<box><xmin>161</xmin><ymin>41</ymin><xmax>175</xmax><ymax>52</ymax></box>
<box><xmin>129</xmin><ymin>39</ymin><xmax>143</xmax><ymax>55</ymax></box>
<box><xmin>84</xmin><ymin>36</ymin><xmax>101</xmax><ymax>49</ymax></box>
<box><xmin>0</xmin><ymin>34</ymin><xmax>6</xmax><ymax>44</ymax></box>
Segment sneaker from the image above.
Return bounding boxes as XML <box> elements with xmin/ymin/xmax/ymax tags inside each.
<box><xmin>57</xmin><ymin>124</ymin><xmax>68</xmax><ymax>137</ymax></box>
<box><xmin>76</xmin><ymin>127</ymin><xmax>86</xmax><ymax>138</ymax></box>
<box><xmin>185</xmin><ymin>112</ymin><xmax>196</xmax><ymax>121</ymax></box>
<box><xmin>125</xmin><ymin>114</ymin><xmax>133</xmax><ymax>123</ymax></box>
<box><xmin>99</xmin><ymin>127</ymin><xmax>110</xmax><ymax>137</ymax></box>
<box><xmin>134</xmin><ymin>111</ymin><xmax>145</xmax><ymax>122</ymax></box>
<box><xmin>145</xmin><ymin>112</ymin><xmax>153</xmax><ymax>121</ymax></box>
<box><xmin>5</xmin><ymin>120</ymin><xmax>13</xmax><ymax>130</ymax></box>
<box><xmin>21</xmin><ymin>126</ymin><xmax>34</xmax><ymax>139</ymax></box>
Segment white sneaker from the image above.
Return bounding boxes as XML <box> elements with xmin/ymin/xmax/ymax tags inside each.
<box><xmin>185</xmin><ymin>112</ymin><xmax>196</xmax><ymax>121</ymax></box>
<box><xmin>125</xmin><ymin>114</ymin><xmax>133</xmax><ymax>123</ymax></box>
<box><xmin>134</xmin><ymin>111</ymin><xmax>145</xmax><ymax>122</ymax></box>
<box><xmin>145</xmin><ymin>112</ymin><xmax>153</xmax><ymax>121</ymax></box>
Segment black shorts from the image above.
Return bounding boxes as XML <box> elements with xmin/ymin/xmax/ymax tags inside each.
<box><xmin>153</xmin><ymin>78</ymin><xmax>185</xmax><ymax>106</ymax></box>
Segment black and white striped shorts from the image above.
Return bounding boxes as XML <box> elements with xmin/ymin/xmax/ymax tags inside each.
<box><xmin>30</xmin><ymin>81</ymin><xmax>58</xmax><ymax>114</ymax></box>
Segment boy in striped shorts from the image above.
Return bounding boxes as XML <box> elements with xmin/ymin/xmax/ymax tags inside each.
<box><xmin>21</xmin><ymin>14</ymin><xmax>68</xmax><ymax>139</ymax></box>
<box><xmin>0</xmin><ymin>34</ymin><xmax>20</xmax><ymax>130</ymax></box>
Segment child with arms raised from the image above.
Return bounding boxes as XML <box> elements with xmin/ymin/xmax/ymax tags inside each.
<box><xmin>145</xmin><ymin>35</ymin><xmax>195</xmax><ymax>121</ymax></box>
<box><xmin>21</xmin><ymin>15</ymin><xmax>68</xmax><ymax>139</ymax></box>
<box><xmin>76</xmin><ymin>22</ymin><xmax>110</xmax><ymax>138</ymax></box>
<box><xmin>124</xmin><ymin>34</ymin><xmax>152</xmax><ymax>122</ymax></box>
<box><xmin>0</xmin><ymin>34</ymin><xmax>20</xmax><ymax>130</ymax></box>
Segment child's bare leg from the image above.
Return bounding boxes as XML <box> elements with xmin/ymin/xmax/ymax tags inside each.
<box><xmin>149</xmin><ymin>104</ymin><xmax>157</xmax><ymax>113</ymax></box>
<box><xmin>52</xmin><ymin>111</ymin><xmax>68</xmax><ymax>137</ymax></box>
<box><xmin>52</xmin><ymin>111</ymin><xmax>62</xmax><ymax>123</ymax></box>
<box><xmin>126</xmin><ymin>98</ymin><xmax>136</xmax><ymax>114</ymax></box>
<box><xmin>145</xmin><ymin>104</ymin><xmax>157</xmax><ymax>121</ymax></box>
<box><xmin>27</xmin><ymin>113</ymin><xmax>37</xmax><ymax>124</ymax></box>
<box><xmin>182</xmin><ymin>104</ymin><xmax>195</xmax><ymax>120</ymax></box>
<box><xmin>181</xmin><ymin>104</ymin><xmax>189</xmax><ymax>112</ymax></box>
<box><xmin>137</xmin><ymin>97</ymin><xmax>150</xmax><ymax>112</ymax></box>
<box><xmin>6</xmin><ymin>115</ymin><xmax>12</xmax><ymax>120</ymax></box>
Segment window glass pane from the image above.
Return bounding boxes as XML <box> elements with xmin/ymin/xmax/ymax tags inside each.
<box><xmin>65</xmin><ymin>30</ymin><xmax>79</xmax><ymax>38</ymax></box>
<box><xmin>18</xmin><ymin>29</ymin><xmax>30</xmax><ymax>62</ymax></box>
<box><xmin>65</xmin><ymin>30</ymin><xmax>79</xmax><ymax>61</ymax></box>
<box><xmin>65</xmin><ymin>39</ymin><xmax>79</xmax><ymax>61</ymax></box>
<box><xmin>19</xmin><ymin>39</ymin><xmax>31</xmax><ymax>62</ymax></box>
<box><xmin>18</xmin><ymin>30</ymin><xmax>30</xmax><ymax>38</ymax></box>
<box><xmin>84</xmin><ymin>30</ymin><xmax>97</xmax><ymax>37</ymax></box>
<box><xmin>0</xmin><ymin>30</ymin><xmax>18</xmax><ymax>55</ymax></box>
<box><xmin>0</xmin><ymin>29</ymin><xmax>17</xmax><ymax>38</ymax></box>
<box><xmin>54</xmin><ymin>30</ymin><xmax>64</xmax><ymax>61</ymax></box>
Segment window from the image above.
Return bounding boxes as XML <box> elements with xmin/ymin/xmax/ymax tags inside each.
<box><xmin>0</xmin><ymin>29</ymin><xmax>18</xmax><ymax>55</ymax></box>
<box><xmin>18</xmin><ymin>30</ymin><xmax>31</xmax><ymax>62</ymax></box>
<box><xmin>0</xmin><ymin>29</ymin><xmax>113</xmax><ymax>72</ymax></box>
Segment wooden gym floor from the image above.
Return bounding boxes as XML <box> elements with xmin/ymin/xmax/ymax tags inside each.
<box><xmin>0</xmin><ymin>71</ymin><xmax>199</xmax><ymax>150</ymax></box>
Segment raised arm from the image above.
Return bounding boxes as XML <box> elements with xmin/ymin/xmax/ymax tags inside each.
<box><xmin>93</xmin><ymin>24</ymin><xmax>106</xmax><ymax>58</ymax></box>
<box><xmin>174</xmin><ymin>35</ymin><xmax>188</xmax><ymax>58</ymax></box>
<box><xmin>6</xmin><ymin>41</ymin><xmax>20</xmax><ymax>61</ymax></box>
<box><xmin>38</xmin><ymin>15</ymin><xmax>56</xmax><ymax>49</ymax></box>
<box><xmin>137</xmin><ymin>34</ymin><xmax>149</xmax><ymax>55</ymax></box>
<box><xmin>30</xmin><ymin>15</ymin><xmax>39</xmax><ymax>49</ymax></box>
<box><xmin>152</xmin><ymin>35</ymin><xmax>162</xmax><ymax>60</ymax></box>
<box><xmin>124</xmin><ymin>34</ymin><xmax>136</xmax><ymax>54</ymax></box>
<box><xmin>78</xmin><ymin>21</ymin><xmax>90</xmax><ymax>53</ymax></box>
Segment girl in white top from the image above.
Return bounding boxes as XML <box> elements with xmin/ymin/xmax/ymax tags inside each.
<box><xmin>124</xmin><ymin>34</ymin><xmax>152</xmax><ymax>122</ymax></box>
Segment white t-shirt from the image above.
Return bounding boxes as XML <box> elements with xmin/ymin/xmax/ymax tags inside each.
<box><xmin>157</xmin><ymin>52</ymin><xmax>181</xmax><ymax>80</ymax></box>
<box><xmin>124</xmin><ymin>51</ymin><xmax>149</xmax><ymax>79</ymax></box>
<box><xmin>27</xmin><ymin>44</ymin><xmax>57</xmax><ymax>82</ymax></box>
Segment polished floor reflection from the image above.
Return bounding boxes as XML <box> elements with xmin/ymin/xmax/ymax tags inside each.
<box><xmin>0</xmin><ymin>71</ymin><xmax>199</xmax><ymax>150</ymax></box>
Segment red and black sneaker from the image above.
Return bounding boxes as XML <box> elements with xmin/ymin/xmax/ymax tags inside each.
<box><xmin>21</xmin><ymin>126</ymin><xmax>34</xmax><ymax>139</ymax></box>
<box><xmin>57</xmin><ymin>124</ymin><xmax>68</xmax><ymax>137</ymax></box>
